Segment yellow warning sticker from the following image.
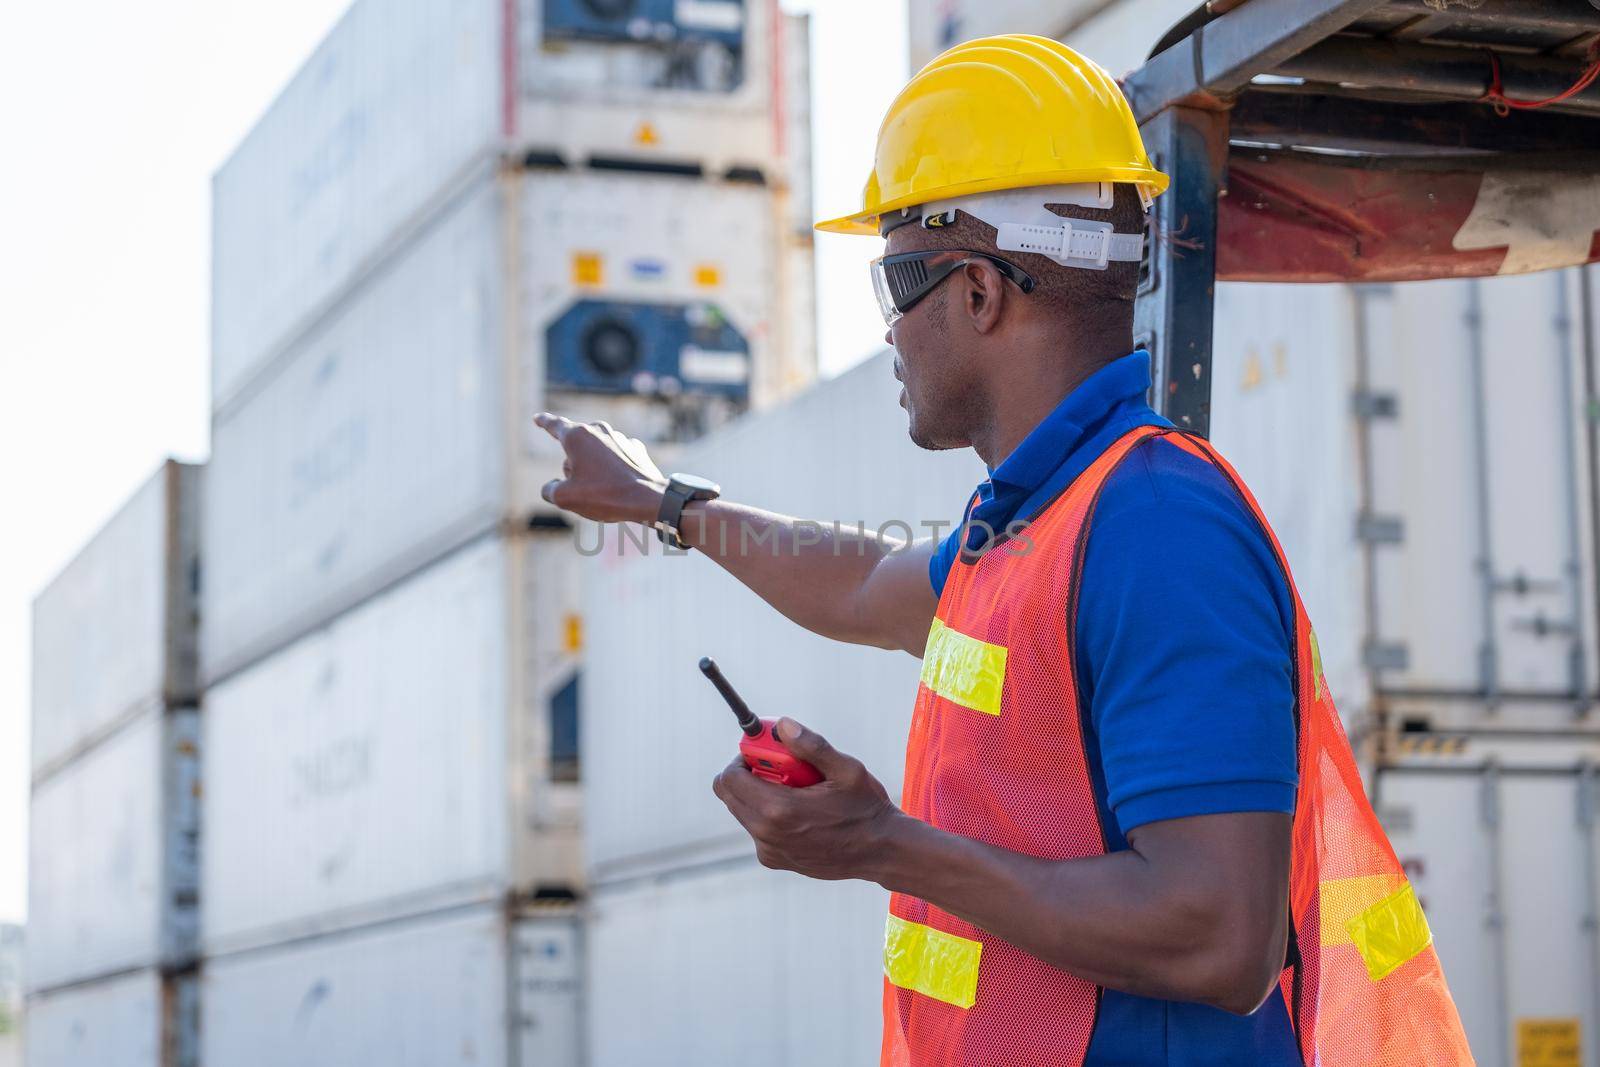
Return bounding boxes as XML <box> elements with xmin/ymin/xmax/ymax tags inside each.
<box><xmin>633</xmin><ymin>121</ymin><xmax>660</xmax><ymax>146</ymax></box>
<box><xmin>571</xmin><ymin>252</ymin><xmax>603</xmax><ymax>288</ymax></box>
<box><xmin>1240</xmin><ymin>346</ymin><xmax>1263</xmax><ymax>392</ymax></box>
<box><xmin>693</xmin><ymin>264</ymin><xmax>722</xmax><ymax>288</ymax></box>
<box><xmin>1518</xmin><ymin>1018</ymin><xmax>1580</xmax><ymax>1067</ymax></box>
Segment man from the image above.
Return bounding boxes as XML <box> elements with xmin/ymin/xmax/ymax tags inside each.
<box><xmin>535</xmin><ymin>34</ymin><xmax>1469</xmax><ymax>1067</ymax></box>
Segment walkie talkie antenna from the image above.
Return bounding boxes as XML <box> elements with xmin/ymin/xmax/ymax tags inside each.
<box><xmin>699</xmin><ymin>657</ymin><xmax>763</xmax><ymax>738</ymax></box>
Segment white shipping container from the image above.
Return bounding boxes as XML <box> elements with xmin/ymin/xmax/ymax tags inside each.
<box><xmin>201</xmin><ymin>904</ymin><xmax>579</xmax><ymax>1067</ymax></box>
<box><xmin>26</xmin><ymin>709</ymin><xmax>199</xmax><ymax>994</ymax></box>
<box><xmin>31</xmin><ymin>461</ymin><xmax>201</xmax><ymax>778</ymax></box>
<box><xmin>587</xmin><ymin>860</ymin><xmax>886</xmax><ymax>1065</ymax></box>
<box><xmin>203</xmin><ymin>531</ymin><xmax>581</xmax><ymax>955</ymax></box>
<box><xmin>1208</xmin><ymin>281</ymin><xmax>1369</xmax><ymax>720</ymax></box>
<box><xmin>906</xmin><ymin>0</ymin><xmax>1115</xmax><ymax>69</ymax></box>
<box><xmin>1365</xmin><ymin>273</ymin><xmax>1598</xmax><ymax>711</ymax></box>
<box><xmin>908</xmin><ymin>0</ymin><xmax>1251</xmax><ymax>80</ymax></box>
<box><xmin>1375</xmin><ymin>736</ymin><xmax>1600</xmax><ymax>1067</ymax></box>
<box><xmin>24</xmin><ymin>969</ymin><xmax>196</xmax><ymax>1067</ymax></box>
<box><xmin>211</xmin><ymin>0</ymin><xmax>803</xmax><ymax>411</ymax></box>
<box><xmin>1062</xmin><ymin>0</ymin><xmax>1212</xmax><ymax>75</ymax></box>
<box><xmin>203</xmin><ymin>168</ymin><xmax>793</xmax><ymax>685</ymax></box>
<box><xmin>1213</xmin><ymin>270</ymin><xmax>1600</xmax><ymax>731</ymax></box>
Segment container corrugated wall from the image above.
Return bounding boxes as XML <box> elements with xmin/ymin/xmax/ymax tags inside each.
<box><xmin>203</xmin><ymin>178</ymin><xmax>506</xmax><ymax>685</ymax></box>
<box><xmin>1365</xmin><ymin>273</ymin><xmax>1599</xmax><ymax>717</ymax></box>
<box><xmin>26</xmin><ymin>709</ymin><xmax>199</xmax><ymax>993</ymax></box>
<box><xmin>200</xmin><ymin>904</ymin><xmax>580</xmax><ymax>1067</ymax></box>
<box><xmin>1209</xmin><ymin>281</ymin><xmax>1369</xmax><ymax>718</ymax></box>
<box><xmin>24</xmin><ymin>969</ymin><xmax>196</xmax><ymax>1067</ymax></box>
<box><xmin>30</xmin><ymin>461</ymin><xmax>202</xmax><ymax>778</ymax></box>
<box><xmin>209</xmin><ymin>0</ymin><xmax>501</xmax><ymax>409</ymax></box>
<box><xmin>586</xmin><ymin>862</ymin><xmax>885</xmax><ymax>1065</ymax></box>
<box><xmin>202</xmin><ymin>532</ymin><xmax>580</xmax><ymax>956</ymax></box>
<box><xmin>1374</xmin><ymin>736</ymin><xmax>1600</xmax><ymax>1067</ymax></box>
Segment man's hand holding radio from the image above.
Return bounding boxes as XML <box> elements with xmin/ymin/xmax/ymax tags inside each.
<box><xmin>711</xmin><ymin>717</ymin><xmax>906</xmax><ymax>882</ymax></box>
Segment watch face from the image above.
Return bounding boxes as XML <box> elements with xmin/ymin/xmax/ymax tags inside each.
<box><xmin>669</xmin><ymin>473</ymin><xmax>720</xmax><ymax>495</ymax></box>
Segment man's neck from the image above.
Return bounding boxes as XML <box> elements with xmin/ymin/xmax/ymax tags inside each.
<box><xmin>969</xmin><ymin>335</ymin><xmax>1129</xmax><ymax>469</ymax></box>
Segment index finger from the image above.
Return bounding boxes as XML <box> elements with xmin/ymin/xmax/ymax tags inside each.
<box><xmin>716</xmin><ymin>755</ymin><xmax>790</xmax><ymax>811</ymax></box>
<box><xmin>533</xmin><ymin>412</ymin><xmax>576</xmax><ymax>440</ymax></box>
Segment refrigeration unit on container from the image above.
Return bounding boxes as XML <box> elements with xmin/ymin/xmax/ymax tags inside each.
<box><xmin>24</xmin><ymin>969</ymin><xmax>197</xmax><ymax>1067</ymax></box>
<box><xmin>30</xmin><ymin>460</ymin><xmax>202</xmax><ymax>779</ymax></box>
<box><xmin>586</xmin><ymin>861</ymin><xmax>885</xmax><ymax>1065</ymax></box>
<box><xmin>581</xmin><ymin>351</ymin><xmax>984</xmax><ymax>884</ymax></box>
<box><xmin>203</xmin><ymin>167</ymin><xmax>794</xmax><ymax>685</ymax></box>
<box><xmin>1373</xmin><ymin>733</ymin><xmax>1600</xmax><ymax>1067</ymax></box>
<box><xmin>26</xmin><ymin>709</ymin><xmax>199</xmax><ymax>994</ymax></box>
<box><xmin>202</xmin><ymin>531</ymin><xmax>581</xmax><ymax>955</ymax></box>
<box><xmin>211</xmin><ymin>0</ymin><xmax>810</xmax><ymax>411</ymax></box>
<box><xmin>200</xmin><ymin>903</ymin><xmax>579</xmax><ymax>1067</ymax></box>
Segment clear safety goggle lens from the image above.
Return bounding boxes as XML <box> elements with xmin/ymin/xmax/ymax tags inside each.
<box><xmin>869</xmin><ymin>257</ymin><xmax>902</xmax><ymax>326</ymax></box>
<box><xmin>869</xmin><ymin>250</ymin><xmax>1036</xmax><ymax>328</ymax></box>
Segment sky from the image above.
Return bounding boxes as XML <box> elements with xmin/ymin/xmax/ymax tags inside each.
<box><xmin>0</xmin><ymin>2</ymin><xmax>906</xmax><ymax>925</ymax></box>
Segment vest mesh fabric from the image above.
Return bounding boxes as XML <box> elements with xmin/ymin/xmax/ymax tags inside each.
<box><xmin>881</xmin><ymin>427</ymin><xmax>1472</xmax><ymax>1067</ymax></box>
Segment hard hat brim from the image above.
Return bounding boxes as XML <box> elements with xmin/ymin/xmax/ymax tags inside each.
<box><xmin>814</xmin><ymin>167</ymin><xmax>1171</xmax><ymax>237</ymax></box>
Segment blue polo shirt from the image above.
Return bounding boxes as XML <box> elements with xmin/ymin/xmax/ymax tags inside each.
<box><xmin>929</xmin><ymin>351</ymin><xmax>1303</xmax><ymax>1065</ymax></box>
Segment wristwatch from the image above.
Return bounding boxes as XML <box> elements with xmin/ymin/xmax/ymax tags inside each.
<box><xmin>655</xmin><ymin>473</ymin><xmax>721</xmax><ymax>549</ymax></box>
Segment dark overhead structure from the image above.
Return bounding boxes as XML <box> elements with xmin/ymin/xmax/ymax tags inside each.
<box><xmin>1125</xmin><ymin>0</ymin><xmax>1600</xmax><ymax>435</ymax></box>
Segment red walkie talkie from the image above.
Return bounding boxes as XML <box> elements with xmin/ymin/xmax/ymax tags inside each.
<box><xmin>700</xmin><ymin>657</ymin><xmax>823</xmax><ymax>787</ymax></box>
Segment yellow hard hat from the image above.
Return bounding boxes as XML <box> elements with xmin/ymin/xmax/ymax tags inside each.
<box><xmin>815</xmin><ymin>34</ymin><xmax>1168</xmax><ymax>236</ymax></box>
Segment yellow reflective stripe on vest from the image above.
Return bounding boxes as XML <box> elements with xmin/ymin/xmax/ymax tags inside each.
<box><xmin>1319</xmin><ymin>875</ymin><xmax>1433</xmax><ymax>982</ymax></box>
<box><xmin>1346</xmin><ymin>883</ymin><xmax>1433</xmax><ymax>982</ymax></box>
<box><xmin>884</xmin><ymin>914</ymin><xmax>982</xmax><ymax>1009</ymax></box>
<box><xmin>920</xmin><ymin>619</ymin><xmax>1007</xmax><ymax>716</ymax></box>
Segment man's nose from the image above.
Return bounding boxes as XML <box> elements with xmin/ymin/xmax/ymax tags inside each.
<box><xmin>884</xmin><ymin>328</ymin><xmax>894</xmax><ymax>346</ymax></box>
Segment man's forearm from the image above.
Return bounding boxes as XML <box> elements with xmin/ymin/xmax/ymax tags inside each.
<box><xmin>866</xmin><ymin>812</ymin><xmax>1288</xmax><ymax>1014</ymax></box>
<box><xmin>673</xmin><ymin>499</ymin><xmax>916</xmax><ymax>650</ymax></box>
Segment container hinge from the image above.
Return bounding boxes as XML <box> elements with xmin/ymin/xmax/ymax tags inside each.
<box><xmin>1352</xmin><ymin>390</ymin><xmax>1399</xmax><ymax>420</ymax></box>
<box><xmin>1376</xmin><ymin>805</ymin><xmax>1414</xmax><ymax>835</ymax></box>
<box><xmin>1364</xmin><ymin>640</ymin><xmax>1410</xmax><ymax>672</ymax></box>
<box><xmin>1356</xmin><ymin>513</ymin><xmax>1405</xmax><ymax>545</ymax></box>
<box><xmin>1509</xmin><ymin>612</ymin><xmax>1579</xmax><ymax>638</ymax></box>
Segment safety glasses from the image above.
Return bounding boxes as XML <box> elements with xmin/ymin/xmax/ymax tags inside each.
<box><xmin>869</xmin><ymin>250</ymin><xmax>1036</xmax><ymax>326</ymax></box>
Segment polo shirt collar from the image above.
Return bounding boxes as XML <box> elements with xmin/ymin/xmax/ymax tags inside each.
<box><xmin>988</xmin><ymin>350</ymin><xmax>1155</xmax><ymax>494</ymax></box>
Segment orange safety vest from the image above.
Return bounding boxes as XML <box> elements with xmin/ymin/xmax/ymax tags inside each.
<box><xmin>881</xmin><ymin>425</ymin><xmax>1471</xmax><ymax>1066</ymax></box>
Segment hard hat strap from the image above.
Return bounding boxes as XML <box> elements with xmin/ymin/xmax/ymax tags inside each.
<box><xmin>995</xmin><ymin>220</ymin><xmax>1143</xmax><ymax>272</ymax></box>
<box><xmin>917</xmin><ymin>183</ymin><xmax>1145</xmax><ymax>271</ymax></box>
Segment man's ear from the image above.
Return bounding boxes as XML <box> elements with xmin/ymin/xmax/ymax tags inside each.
<box><xmin>962</xmin><ymin>260</ymin><xmax>1007</xmax><ymax>335</ymax></box>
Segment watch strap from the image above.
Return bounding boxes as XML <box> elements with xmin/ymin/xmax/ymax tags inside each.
<box><xmin>655</xmin><ymin>476</ymin><xmax>719</xmax><ymax>549</ymax></box>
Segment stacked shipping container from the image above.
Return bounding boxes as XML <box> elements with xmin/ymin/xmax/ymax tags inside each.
<box><xmin>26</xmin><ymin>461</ymin><xmax>204</xmax><ymax>1067</ymax></box>
<box><xmin>199</xmin><ymin>0</ymin><xmax>814</xmax><ymax>1061</ymax></box>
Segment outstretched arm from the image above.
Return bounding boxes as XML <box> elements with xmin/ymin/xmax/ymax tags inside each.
<box><xmin>534</xmin><ymin>412</ymin><xmax>937</xmax><ymax>655</ymax></box>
